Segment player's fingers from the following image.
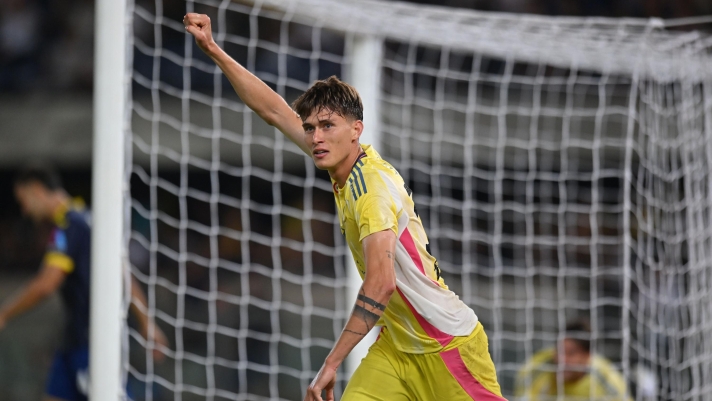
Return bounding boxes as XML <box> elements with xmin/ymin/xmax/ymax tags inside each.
<box><xmin>304</xmin><ymin>388</ymin><xmax>322</xmax><ymax>401</ymax></box>
<box><xmin>325</xmin><ymin>387</ymin><xmax>335</xmax><ymax>401</ymax></box>
<box><xmin>189</xmin><ymin>14</ymin><xmax>210</xmax><ymax>28</ymax></box>
<box><xmin>183</xmin><ymin>13</ymin><xmax>210</xmax><ymax>28</ymax></box>
<box><xmin>183</xmin><ymin>13</ymin><xmax>197</xmax><ymax>27</ymax></box>
<box><xmin>185</xmin><ymin>24</ymin><xmax>199</xmax><ymax>35</ymax></box>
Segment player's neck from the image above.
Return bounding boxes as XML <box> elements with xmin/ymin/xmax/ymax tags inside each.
<box><xmin>329</xmin><ymin>144</ymin><xmax>365</xmax><ymax>188</ymax></box>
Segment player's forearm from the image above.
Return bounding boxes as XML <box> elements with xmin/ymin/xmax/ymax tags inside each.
<box><xmin>185</xmin><ymin>13</ymin><xmax>308</xmax><ymax>153</ymax></box>
<box><xmin>203</xmin><ymin>44</ymin><xmax>307</xmax><ymax>151</ymax></box>
<box><xmin>323</xmin><ymin>284</ymin><xmax>393</xmax><ymax>370</ymax></box>
<box><xmin>0</xmin><ymin>280</ymin><xmax>54</xmax><ymax>323</ymax></box>
<box><xmin>206</xmin><ymin>44</ymin><xmax>282</xmax><ymax>121</ymax></box>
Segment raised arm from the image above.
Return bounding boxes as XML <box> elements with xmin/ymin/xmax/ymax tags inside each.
<box><xmin>305</xmin><ymin>229</ymin><xmax>397</xmax><ymax>401</ymax></box>
<box><xmin>183</xmin><ymin>13</ymin><xmax>309</xmax><ymax>155</ymax></box>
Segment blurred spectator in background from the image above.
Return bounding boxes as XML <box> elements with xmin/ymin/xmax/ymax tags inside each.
<box><xmin>515</xmin><ymin>319</ymin><xmax>631</xmax><ymax>401</ymax></box>
<box><xmin>0</xmin><ymin>0</ymin><xmax>42</xmax><ymax>91</ymax></box>
<box><xmin>48</xmin><ymin>0</ymin><xmax>94</xmax><ymax>91</ymax></box>
<box><xmin>1</xmin><ymin>0</ymin><xmax>709</xmax><ymax>95</ymax></box>
<box><xmin>0</xmin><ymin>163</ymin><xmax>168</xmax><ymax>401</ymax></box>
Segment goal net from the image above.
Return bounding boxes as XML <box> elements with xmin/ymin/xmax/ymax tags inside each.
<box><xmin>120</xmin><ymin>0</ymin><xmax>712</xmax><ymax>399</ymax></box>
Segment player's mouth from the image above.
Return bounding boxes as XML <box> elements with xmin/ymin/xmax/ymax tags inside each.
<box><xmin>313</xmin><ymin>149</ymin><xmax>329</xmax><ymax>159</ymax></box>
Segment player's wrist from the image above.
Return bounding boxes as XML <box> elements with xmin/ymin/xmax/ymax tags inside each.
<box><xmin>323</xmin><ymin>356</ymin><xmax>341</xmax><ymax>371</ymax></box>
<box><xmin>203</xmin><ymin>41</ymin><xmax>222</xmax><ymax>58</ymax></box>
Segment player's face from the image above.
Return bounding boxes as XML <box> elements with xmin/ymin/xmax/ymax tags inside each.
<box><xmin>14</xmin><ymin>182</ymin><xmax>48</xmax><ymax>223</ymax></box>
<box><xmin>555</xmin><ymin>338</ymin><xmax>591</xmax><ymax>383</ymax></box>
<box><xmin>302</xmin><ymin>108</ymin><xmax>361</xmax><ymax>172</ymax></box>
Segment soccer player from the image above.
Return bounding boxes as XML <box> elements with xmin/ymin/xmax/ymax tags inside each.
<box><xmin>514</xmin><ymin>320</ymin><xmax>631</xmax><ymax>401</ymax></box>
<box><xmin>184</xmin><ymin>13</ymin><xmax>505</xmax><ymax>401</ymax></box>
<box><xmin>0</xmin><ymin>164</ymin><xmax>168</xmax><ymax>401</ymax></box>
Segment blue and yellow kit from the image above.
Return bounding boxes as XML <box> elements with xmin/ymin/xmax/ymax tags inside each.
<box><xmin>43</xmin><ymin>203</ymin><xmax>92</xmax><ymax>400</ymax></box>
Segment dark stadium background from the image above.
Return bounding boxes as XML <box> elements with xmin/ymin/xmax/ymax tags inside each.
<box><xmin>0</xmin><ymin>0</ymin><xmax>710</xmax><ymax>399</ymax></box>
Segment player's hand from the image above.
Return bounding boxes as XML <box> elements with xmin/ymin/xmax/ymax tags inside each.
<box><xmin>183</xmin><ymin>13</ymin><xmax>216</xmax><ymax>54</ymax></box>
<box><xmin>304</xmin><ymin>364</ymin><xmax>337</xmax><ymax>401</ymax></box>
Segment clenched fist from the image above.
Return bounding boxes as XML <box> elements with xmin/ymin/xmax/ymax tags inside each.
<box><xmin>183</xmin><ymin>13</ymin><xmax>216</xmax><ymax>54</ymax></box>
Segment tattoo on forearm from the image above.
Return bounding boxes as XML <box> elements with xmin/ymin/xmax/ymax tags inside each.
<box><xmin>353</xmin><ymin>305</ymin><xmax>380</xmax><ymax>331</ymax></box>
<box><xmin>357</xmin><ymin>294</ymin><xmax>386</xmax><ymax>311</ymax></box>
<box><xmin>344</xmin><ymin>328</ymin><xmax>367</xmax><ymax>336</ymax></box>
<box><xmin>343</xmin><ymin>289</ymin><xmax>387</xmax><ymax>336</ymax></box>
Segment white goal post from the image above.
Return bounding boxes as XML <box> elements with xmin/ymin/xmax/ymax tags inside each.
<box><xmin>92</xmin><ymin>0</ymin><xmax>712</xmax><ymax>400</ymax></box>
<box><xmin>90</xmin><ymin>0</ymin><xmax>130</xmax><ymax>398</ymax></box>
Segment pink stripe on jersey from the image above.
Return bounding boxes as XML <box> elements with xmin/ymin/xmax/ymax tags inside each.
<box><xmin>400</xmin><ymin>228</ymin><xmax>426</xmax><ymax>275</ymax></box>
<box><xmin>396</xmin><ymin>288</ymin><xmax>453</xmax><ymax>347</ymax></box>
<box><xmin>400</xmin><ymin>228</ymin><xmax>440</xmax><ymax>285</ymax></box>
<box><xmin>440</xmin><ymin>348</ymin><xmax>507</xmax><ymax>401</ymax></box>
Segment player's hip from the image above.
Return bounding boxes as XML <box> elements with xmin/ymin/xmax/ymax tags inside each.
<box><xmin>344</xmin><ymin>323</ymin><xmax>506</xmax><ymax>400</ymax></box>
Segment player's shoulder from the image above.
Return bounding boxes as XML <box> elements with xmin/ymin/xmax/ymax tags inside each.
<box><xmin>591</xmin><ymin>354</ymin><xmax>620</xmax><ymax>373</ymax></box>
<box><xmin>66</xmin><ymin>209</ymin><xmax>90</xmax><ymax>227</ymax></box>
<box><xmin>515</xmin><ymin>347</ymin><xmax>556</xmax><ymax>395</ymax></box>
<box><xmin>61</xmin><ymin>209</ymin><xmax>91</xmax><ymax>240</ymax></box>
<box><xmin>591</xmin><ymin>354</ymin><xmax>629</xmax><ymax>396</ymax></box>
<box><xmin>358</xmin><ymin>152</ymin><xmax>402</xmax><ymax>186</ymax></box>
<box><xmin>519</xmin><ymin>347</ymin><xmax>556</xmax><ymax>373</ymax></box>
<box><xmin>348</xmin><ymin>159</ymin><xmax>403</xmax><ymax>203</ymax></box>
<box><xmin>531</xmin><ymin>347</ymin><xmax>556</xmax><ymax>364</ymax></box>
<box><xmin>591</xmin><ymin>354</ymin><xmax>625</xmax><ymax>380</ymax></box>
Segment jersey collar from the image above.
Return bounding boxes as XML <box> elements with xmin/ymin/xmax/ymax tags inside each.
<box><xmin>333</xmin><ymin>143</ymin><xmax>380</xmax><ymax>194</ymax></box>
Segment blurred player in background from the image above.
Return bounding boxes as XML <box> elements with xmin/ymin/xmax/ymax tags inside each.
<box><xmin>515</xmin><ymin>320</ymin><xmax>631</xmax><ymax>401</ymax></box>
<box><xmin>185</xmin><ymin>13</ymin><xmax>504</xmax><ymax>401</ymax></box>
<box><xmin>0</xmin><ymin>164</ymin><xmax>168</xmax><ymax>401</ymax></box>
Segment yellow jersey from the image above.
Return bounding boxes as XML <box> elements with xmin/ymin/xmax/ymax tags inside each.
<box><xmin>515</xmin><ymin>348</ymin><xmax>632</xmax><ymax>401</ymax></box>
<box><xmin>333</xmin><ymin>144</ymin><xmax>477</xmax><ymax>354</ymax></box>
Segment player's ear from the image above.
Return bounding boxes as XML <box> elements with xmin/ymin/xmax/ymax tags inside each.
<box><xmin>352</xmin><ymin>119</ymin><xmax>364</xmax><ymax>141</ymax></box>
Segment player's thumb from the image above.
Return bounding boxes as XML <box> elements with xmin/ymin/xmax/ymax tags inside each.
<box><xmin>325</xmin><ymin>388</ymin><xmax>335</xmax><ymax>401</ymax></box>
<box><xmin>185</xmin><ymin>24</ymin><xmax>202</xmax><ymax>37</ymax></box>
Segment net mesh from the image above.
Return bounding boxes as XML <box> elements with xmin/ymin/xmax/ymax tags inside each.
<box><xmin>124</xmin><ymin>0</ymin><xmax>712</xmax><ymax>400</ymax></box>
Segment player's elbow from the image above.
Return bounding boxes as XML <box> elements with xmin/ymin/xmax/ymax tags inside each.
<box><xmin>370</xmin><ymin>276</ymin><xmax>396</xmax><ymax>299</ymax></box>
<box><xmin>381</xmin><ymin>279</ymin><xmax>396</xmax><ymax>297</ymax></box>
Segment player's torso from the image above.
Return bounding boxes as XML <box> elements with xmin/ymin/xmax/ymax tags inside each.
<box><xmin>333</xmin><ymin>145</ymin><xmax>477</xmax><ymax>353</ymax></box>
<box><xmin>51</xmin><ymin>208</ymin><xmax>92</xmax><ymax>348</ymax></box>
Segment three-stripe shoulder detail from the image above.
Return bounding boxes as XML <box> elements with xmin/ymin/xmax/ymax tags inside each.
<box><xmin>350</xmin><ymin>161</ymin><xmax>368</xmax><ymax>200</ymax></box>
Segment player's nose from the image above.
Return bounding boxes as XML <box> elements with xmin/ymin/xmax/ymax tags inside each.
<box><xmin>312</xmin><ymin>127</ymin><xmax>325</xmax><ymax>142</ymax></box>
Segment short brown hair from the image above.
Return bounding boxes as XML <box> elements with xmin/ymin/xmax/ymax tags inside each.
<box><xmin>15</xmin><ymin>162</ymin><xmax>63</xmax><ymax>191</ymax></box>
<box><xmin>292</xmin><ymin>76</ymin><xmax>363</xmax><ymax>122</ymax></box>
<box><xmin>565</xmin><ymin>319</ymin><xmax>592</xmax><ymax>353</ymax></box>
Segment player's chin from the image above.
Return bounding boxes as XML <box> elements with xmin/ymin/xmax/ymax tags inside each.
<box><xmin>311</xmin><ymin>155</ymin><xmax>333</xmax><ymax>170</ymax></box>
